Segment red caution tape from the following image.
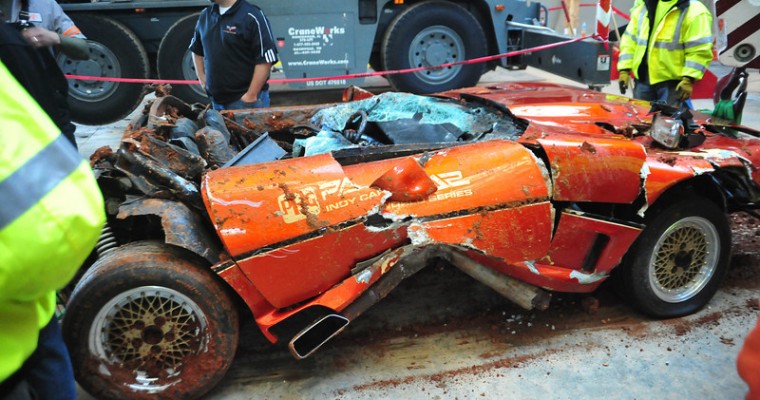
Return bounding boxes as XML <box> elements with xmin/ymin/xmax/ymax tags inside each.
<box><xmin>64</xmin><ymin>34</ymin><xmax>604</xmax><ymax>86</ymax></box>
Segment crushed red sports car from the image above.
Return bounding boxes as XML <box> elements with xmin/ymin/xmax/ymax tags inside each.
<box><xmin>62</xmin><ymin>82</ymin><xmax>760</xmax><ymax>399</ymax></box>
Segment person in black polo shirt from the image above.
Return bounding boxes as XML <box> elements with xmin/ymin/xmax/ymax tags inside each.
<box><xmin>190</xmin><ymin>0</ymin><xmax>278</xmax><ymax>110</ymax></box>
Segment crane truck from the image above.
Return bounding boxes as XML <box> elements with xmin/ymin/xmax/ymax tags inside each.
<box><xmin>57</xmin><ymin>0</ymin><xmax>612</xmax><ymax>125</ymax></box>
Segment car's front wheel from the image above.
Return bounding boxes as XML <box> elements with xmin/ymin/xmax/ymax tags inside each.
<box><xmin>62</xmin><ymin>241</ymin><xmax>239</xmax><ymax>400</ymax></box>
<box><xmin>618</xmin><ymin>197</ymin><xmax>731</xmax><ymax>318</ymax></box>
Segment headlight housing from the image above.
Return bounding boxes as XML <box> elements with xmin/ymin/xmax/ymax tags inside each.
<box><xmin>651</xmin><ymin>113</ymin><xmax>684</xmax><ymax>149</ymax></box>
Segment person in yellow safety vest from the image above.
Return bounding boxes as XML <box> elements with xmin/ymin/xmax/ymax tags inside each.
<box><xmin>0</xmin><ymin>57</ymin><xmax>104</xmax><ymax>399</ymax></box>
<box><xmin>617</xmin><ymin>0</ymin><xmax>713</xmax><ymax>108</ymax></box>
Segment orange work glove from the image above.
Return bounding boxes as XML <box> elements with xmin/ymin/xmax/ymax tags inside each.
<box><xmin>738</xmin><ymin>310</ymin><xmax>760</xmax><ymax>400</ymax></box>
<box><xmin>618</xmin><ymin>69</ymin><xmax>631</xmax><ymax>95</ymax></box>
<box><xmin>675</xmin><ymin>77</ymin><xmax>694</xmax><ymax>101</ymax></box>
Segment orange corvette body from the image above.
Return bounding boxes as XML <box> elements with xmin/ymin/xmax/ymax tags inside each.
<box><xmin>191</xmin><ymin>82</ymin><xmax>760</xmax><ymax>344</ymax></box>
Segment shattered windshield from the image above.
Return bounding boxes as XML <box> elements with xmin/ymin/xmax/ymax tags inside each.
<box><xmin>294</xmin><ymin>92</ymin><xmax>526</xmax><ymax>156</ymax></box>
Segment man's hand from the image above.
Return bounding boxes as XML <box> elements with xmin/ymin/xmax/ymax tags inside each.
<box><xmin>20</xmin><ymin>27</ymin><xmax>60</xmax><ymax>49</ymax></box>
<box><xmin>240</xmin><ymin>92</ymin><xmax>259</xmax><ymax>103</ymax></box>
<box><xmin>618</xmin><ymin>70</ymin><xmax>631</xmax><ymax>95</ymax></box>
<box><xmin>676</xmin><ymin>77</ymin><xmax>694</xmax><ymax>101</ymax></box>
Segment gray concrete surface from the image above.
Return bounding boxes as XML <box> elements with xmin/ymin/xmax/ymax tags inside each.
<box><xmin>71</xmin><ymin>67</ymin><xmax>760</xmax><ymax>400</ymax></box>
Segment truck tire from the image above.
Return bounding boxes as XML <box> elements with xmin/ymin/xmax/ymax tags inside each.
<box><xmin>157</xmin><ymin>13</ymin><xmax>208</xmax><ymax>105</ymax></box>
<box><xmin>62</xmin><ymin>241</ymin><xmax>239</xmax><ymax>400</ymax></box>
<box><xmin>59</xmin><ymin>14</ymin><xmax>149</xmax><ymax>125</ymax></box>
<box><xmin>381</xmin><ymin>1</ymin><xmax>486</xmax><ymax>94</ymax></box>
<box><xmin>617</xmin><ymin>197</ymin><xmax>731</xmax><ymax>318</ymax></box>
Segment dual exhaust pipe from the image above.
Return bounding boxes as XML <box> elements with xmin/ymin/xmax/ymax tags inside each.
<box><xmin>288</xmin><ymin>245</ymin><xmax>550</xmax><ymax>359</ymax></box>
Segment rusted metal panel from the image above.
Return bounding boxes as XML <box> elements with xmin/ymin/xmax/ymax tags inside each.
<box><xmin>130</xmin><ymin>133</ymin><xmax>207</xmax><ymax>179</ymax></box>
<box><xmin>226</xmin><ymin>103</ymin><xmax>332</xmax><ymax>134</ymax></box>
<box><xmin>147</xmin><ymin>95</ymin><xmax>197</xmax><ymax>130</ymax></box>
<box><xmin>117</xmin><ymin>198</ymin><xmax>222</xmax><ymax>263</ymax></box>
<box><xmin>537</xmin><ymin>134</ymin><xmax>647</xmax><ymax>203</ymax></box>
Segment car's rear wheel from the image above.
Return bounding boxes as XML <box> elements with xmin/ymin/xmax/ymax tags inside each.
<box><xmin>62</xmin><ymin>241</ymin><xmax>239</xmax><ymax>400</ymax></box>
<box><xmin>618</xmin><ymin>197</ymin><xmax>731</xmax><ymax>318</ymax></box>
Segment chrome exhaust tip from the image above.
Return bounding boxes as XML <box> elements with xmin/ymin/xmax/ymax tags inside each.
<box><xmin>289</xmin><ymin>314</ymin><xmax>350</xmax><ymax>359</ymax></box>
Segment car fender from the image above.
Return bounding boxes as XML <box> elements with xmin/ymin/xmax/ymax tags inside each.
<box><xmin>117</xmin><ymin>198</ymin><xmax>223</xmax><ymax>264</ymax></box>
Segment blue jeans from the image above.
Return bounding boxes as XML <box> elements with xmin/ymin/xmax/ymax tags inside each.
<box><xmin>634</xmin><ymin>80</ymin><xmax>694</xmax><ymax>109</ymax></box>
<box><xmin>211</xmin><ymin>89</ymin><xmax>270</xmax><ymax>111</ymax></box>
<box><xmin>1</xmin><ymin>317</ymin><xmax>77</xmax><ymax>400</ymax></box>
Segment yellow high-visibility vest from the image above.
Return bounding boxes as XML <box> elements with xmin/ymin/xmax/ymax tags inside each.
<box><xmin>0</xmin><ymin>60</ymin><xmax>105</xmax><ymax>382</ymax></box>
<box><xmin>618</xmin><ymin>0</ymin><xmax>713</xmax><ymax>84</ymax></box>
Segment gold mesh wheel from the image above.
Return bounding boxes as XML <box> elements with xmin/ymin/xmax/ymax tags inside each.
<box><xmin>648</xmin><ymin>216</ymin><xmax>720</xmax><ymax>303</ymax></box>
<box><xmin>90</xmin><ymin>286</ymin><xmax>207</xmax><ymax>387</ymax></box>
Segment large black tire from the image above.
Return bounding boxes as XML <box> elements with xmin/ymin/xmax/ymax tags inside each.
<box><xmin>381</xmin><ymin>1</ymin><xmax>487</xmax><ymax>94</ymax></box>
<box><xmin>59</xmin><ymin>14</ymin><xmax>149</xmax><ymax>125</ymax></box>
<box><xmin>157</xmin><ymin>13</ymin><xmax>208</xmax><ymax>105</ymax></box>
<box><xmin>62</xmin><ymin>241</ymin><xmax>239</xmax><ymax>400</ymax></box>
<box><xmin>618</xmin><ymin>197</ymin><xmax>731</xmax><ymax>318</ymax></box>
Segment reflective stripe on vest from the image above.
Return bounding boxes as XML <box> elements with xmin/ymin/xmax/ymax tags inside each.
<box><xmin>0</xmin><ymin>134</ymin><xmax>80</xmax><ymax>230</ymax></box>
<box><xmin>651</xmin><ymin>10</ymin><xmax>713</xmax><ymax>51</ymax></box>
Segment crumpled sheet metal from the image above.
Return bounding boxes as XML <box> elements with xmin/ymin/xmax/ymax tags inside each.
<box><xmin>116</xmin><ymin>148</ymin><xmax>205</xmax><ymax>210</ymax></box>
<box><xmin>234</xmin><ymin>223</ymin><xmax>408</xmax><ymax>309</ymax></box>
<box><xmin>203</xmin><ymin>139</ymin><xmax>550</xmax><ymax>257</ymax></box>
<box><xmin>229</xmin><ymin>104</ymin><xmax>331</xmax><ymax>134</ymax></box>
<box><xmin>536</xmin><ymin>134</ymin><xmax>647</xmax><ymax>204</ymax></box>
<box><xmin>147</xmin><ymin>95</ymin><xmax>196</xmax><ymax>130</ymax></box>
<box><xmin>640</xmin><ymin>133</ymin><xmax>760</xmax><ymax>204</ymax></box>
<box><xmin>409</xmin><ymin>202</ymin><xmax>554</xmax><ymax>264</ymax></box>
<box><xmin>241</xmin><ymin>244</ymin><xmax>414</xmax><ymax>343</ymax></box>
<box><xmin>131</xmin><ymin>133</ymin><xmax>207</xmax><ymax>180</ymax></box>
<box><xmin>203</xmin><ymin>138</ymin><xmax>555</xmax><ymax>310</ymax></box>
<box><xmin>117</xmin><ymin>198</ymin><xmax>222</xmax><ymax>263</ymax></box>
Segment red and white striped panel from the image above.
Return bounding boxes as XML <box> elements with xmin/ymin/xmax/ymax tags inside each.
<box><xmin>715</xmin><ymin>0</ymin><xmax>760</xmax><ymax>68</ymax></box>
<box><xmin>595</xmin><ymin>0</ymin><xmax>612</xmax><ymax>40</ymax></box>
